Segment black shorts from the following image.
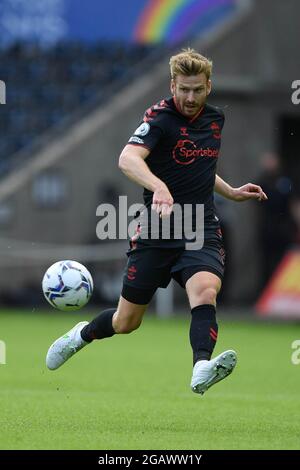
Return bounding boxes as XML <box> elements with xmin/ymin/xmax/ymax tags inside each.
<box><xmin>122</xmin><ymin>239</ymin><xmax>225</xmax><ymax>305</ymax></box>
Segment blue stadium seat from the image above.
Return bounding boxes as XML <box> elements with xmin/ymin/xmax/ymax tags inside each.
<box><xmin>0</xmin><ymin>42</ymin><xmax>159</xmax><ymax>178</ymax></box>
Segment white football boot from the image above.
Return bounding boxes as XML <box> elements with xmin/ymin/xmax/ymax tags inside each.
<box><xmin>46</xmin><ymin>321</ymin><xmax>89</xmax><ymax>370</ymax></box>
<box><xmin>191</xmin><ymin>350</ymin><xmax>237</xmax><ymax>395</ymax></box>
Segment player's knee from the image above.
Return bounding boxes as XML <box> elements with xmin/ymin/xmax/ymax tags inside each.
<box><xmin>194</xmin><ymin>287</ymin><xmax>217</xmax><ymax>306</ymax></box>
<box><xmin>113</xmin><ymin>317</ymin><xmax>142</xmax><ymax>334</ymax></box>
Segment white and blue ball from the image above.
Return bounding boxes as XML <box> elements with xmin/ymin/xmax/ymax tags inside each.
<box><xmin>42</xmin><ymin>260</ymin><xmax>93</xmax><ymax>311</ymax></box>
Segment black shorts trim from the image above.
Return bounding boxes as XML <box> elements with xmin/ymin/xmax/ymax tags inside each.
<box><xmin>177</xmin><ymin>265</ymin><xmax>224</xmax><ymax>288</ymax></box>
<box><xmin>121</xmin><ymin>283</ymin><xmax>157</xmax><ymax>305</ymax></box>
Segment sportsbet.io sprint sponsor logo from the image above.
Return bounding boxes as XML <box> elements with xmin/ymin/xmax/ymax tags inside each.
<box><xmin>0</xmin><ymin>80</ymin><xmax>6</xmax><ymax>104</ymax></box>
<box><xmin>173</xmin><ymin>140</ymin><xmax>219</xmax><ymax>165</ymax></box>
<box><xmin>291</xmin><ymin>80</ymin><xmax>300</xmax><ymax>105</ymax></box>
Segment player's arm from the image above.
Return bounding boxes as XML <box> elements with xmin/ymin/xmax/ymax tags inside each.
<box><xmin>119</xmin><ymin>144</ymin><xmax>173</xmax><ymax>216</ymax></box>
<box><xmin>214</xmin><ymin>174</ymin><xmax>267</xmax><ymax>202</ymax></box>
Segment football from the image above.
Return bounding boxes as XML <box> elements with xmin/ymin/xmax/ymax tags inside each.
<box><xmin>42</xmin><ymin>260</ymin><xmax>93</xmax><ymax>311</ymax></box>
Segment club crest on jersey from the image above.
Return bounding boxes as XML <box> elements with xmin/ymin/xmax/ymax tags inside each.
<box><xmin>134</xmin><ymin>122</ymin><xmax>150</xmax><ymax>137</ymax></box>
<box><xmin>211</xmin><ymin>122</ymin><xmax>221</xmax><ymax>139</ymax></box>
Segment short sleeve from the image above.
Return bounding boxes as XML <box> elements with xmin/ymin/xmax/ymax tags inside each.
<box><xmin>128</xmin><ymin>120</ymin><xmax>164</xmax><ymax>151</ymax></box>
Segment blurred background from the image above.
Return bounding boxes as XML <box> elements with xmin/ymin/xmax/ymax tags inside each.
<box><xmin>0</xmin><ymin>0</ymin><xmax>299</xmax><ymax>317</ymax></box>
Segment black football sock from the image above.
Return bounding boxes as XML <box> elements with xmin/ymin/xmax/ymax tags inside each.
<box><xmin>190</xmin><ymin>304</ymin><xmax>218</xmax><ymax>365</ymax></box>
<box><xmin>80</xmin><ymin>308</ymin><xmax>116</xmax><ymax>342</ymax></box>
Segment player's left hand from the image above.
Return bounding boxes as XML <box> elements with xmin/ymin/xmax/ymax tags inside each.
<box><xmin>231</xmin><ymin>183</ymin><xmax>268</xmax><ymax>202</ymax></box>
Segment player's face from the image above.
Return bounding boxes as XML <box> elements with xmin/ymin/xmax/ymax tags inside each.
<box><xmin>171</xmin><ymin>73</ymin><xmax>211</xmax><ymax>118</ymax></box>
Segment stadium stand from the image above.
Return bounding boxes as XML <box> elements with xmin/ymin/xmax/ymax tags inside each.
<box><xmin>2</xmin><ymin>0</ymin><xmax>299</xmax><ymax>311</ymax></box>
<box><xmin>0</xmin><ymin>42</ymin><xmax>164</xmax><ymax>177</ymax></box>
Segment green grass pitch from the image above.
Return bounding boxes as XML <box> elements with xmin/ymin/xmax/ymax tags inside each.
<box><xmin>1</xmin><ymin>310</ymin><xmax>300</xmax><ymax>450</ymax></box>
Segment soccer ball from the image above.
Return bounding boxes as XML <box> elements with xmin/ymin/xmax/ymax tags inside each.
<box><xmin>42</xmin><ymin>260</ymin><xmax>93</xmax><ymax>311</ymax></box>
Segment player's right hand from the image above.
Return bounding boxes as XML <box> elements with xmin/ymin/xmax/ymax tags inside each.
<box><xmin>152</xmin><ymin>184</ymin><xmax>174</xmax><ymax>217</ymax></box>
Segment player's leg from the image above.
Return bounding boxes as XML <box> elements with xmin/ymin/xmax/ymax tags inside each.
<box><xmin>46</xmin><ymin>243</ymin><xmax>176</xmax><ymax>370</ymax></box>
<box><xmin>173</xmin><ymin>238</ymin><xmax>237</xmax><ymax>394</ymax></box>
<box><xmin>185</xmin><ymin>270</ymin><xmax>237</xmax><ymax>395</ymax></box>
<box><xmin>46</xmin><ymin>243</ymin><xmax>164</xmax><ymax>370</ymax></box>
<box><xmin>82</xmin><ymin>295</ymin><xmax>149</xmax><ymax>339</ymax></box>
<box><xmin>186</xmin><ymin>270</ymin><xmax>221</xmax><ymax>364</ymax></box>
<box><xmin>46</xmin><ymin>294</ymin><xmax>150</xmax><ymax>370</ymax></box>
<box><xmin>112</xmin><ymin>295</ymin><xmax>147</xmax><ymax>333</ymax></box>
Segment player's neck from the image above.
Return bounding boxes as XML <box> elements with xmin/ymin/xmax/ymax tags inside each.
<box><xmin>172</xmin><ymin>96</ymin><xmax>204</xmax><ymax>122</ymax></box>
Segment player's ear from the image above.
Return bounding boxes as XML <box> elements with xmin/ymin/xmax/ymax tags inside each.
<box><xmin>206</xmin><ymin>79</ymin><xmax>212</xmax><ymax>96</ymax></box>
<box><xmin>170</xmin><ymin>79</ymin><xmax>175</xmax><ymax>95</ymax></box>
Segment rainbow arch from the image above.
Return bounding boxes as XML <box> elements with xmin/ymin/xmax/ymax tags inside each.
<box><xmin>133</xmin><ymin>0</ymin><xmax>236</xmax><ymax>44</ymax></box>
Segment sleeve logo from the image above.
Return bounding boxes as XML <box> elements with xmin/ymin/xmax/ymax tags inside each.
<box><xmin>129</xmin><ymin>136</ymin><xmax>144</xmax><ymax>144</ymax></box>
<box><xmin>134</xmin><ymin>122</ymin><xmax>150</xmax><ymax>137</ymax></box>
